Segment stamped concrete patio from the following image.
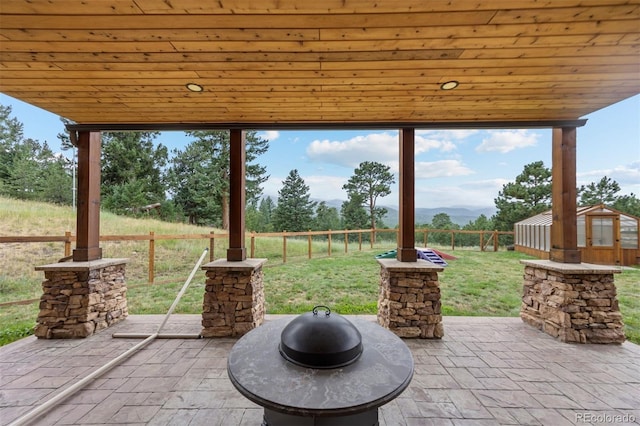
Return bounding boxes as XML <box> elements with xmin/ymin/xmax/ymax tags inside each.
<box><xmin>1</xmin><ymin>315</ymin><xmax>639</xmax><ymax>426</ymax></box>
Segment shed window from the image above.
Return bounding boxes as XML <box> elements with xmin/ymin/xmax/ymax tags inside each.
<box><xmin>620</xmin><ymin>215</ymin><xmax>639</xmax><ymax>249</ymax></box>
<box><xmin>592</xmin><ymin>217</ymin><xmax>614</xmax><ymax>247</ymax></box>
<box><xmin>577</xmin><ymin>215</ymin><xmax>586</xmax><ymax>247</ymax></box>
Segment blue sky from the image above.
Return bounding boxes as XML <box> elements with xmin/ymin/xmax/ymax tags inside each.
<box><xmin>1</xmin><ymin>93</ymin><xmax>638</xmax><ymax>210</ymax></box>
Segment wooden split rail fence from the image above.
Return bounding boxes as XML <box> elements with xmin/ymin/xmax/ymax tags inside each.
<box><xmin>1</xmin><ymin>229</ymin><xmax>513</xmax><ymax>285</ymax></box>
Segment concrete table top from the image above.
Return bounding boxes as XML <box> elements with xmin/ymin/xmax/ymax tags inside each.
<box><xmin>227</xmin><ymin>316</ymin><xmax>414</xmax><ymax>418</ymax></box>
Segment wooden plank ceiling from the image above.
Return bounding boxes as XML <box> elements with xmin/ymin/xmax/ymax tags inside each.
<box><xmin>1</xmin><ymin>0</ymin><xmax>639</xmax><ymax>127</ymax></box>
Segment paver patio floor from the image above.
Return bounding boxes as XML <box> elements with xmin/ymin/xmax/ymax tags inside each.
<box><xmin>1</xmin><ymin>315</ymin><xmax>639</xmax><ymax>425</ymax></box>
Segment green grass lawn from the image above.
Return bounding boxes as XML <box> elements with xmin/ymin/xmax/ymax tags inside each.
<box><xmin>1</xmin><ymin>198</ymin><xmax>638</xmax><ymax>346</ymax></box>
<box><xmin>5</xmin><ymin>244</ymin><xmax>638</xmax><ymax>346</ymax></box>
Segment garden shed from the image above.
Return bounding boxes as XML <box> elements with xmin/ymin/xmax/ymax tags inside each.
<box><xmin>515</xmin><ymin>205</ymin><xmax>640</xmax><ymax>266</ymax></box>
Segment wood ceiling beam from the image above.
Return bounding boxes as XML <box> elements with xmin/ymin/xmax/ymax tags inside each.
<box><xmin>66</xmin><ymin>119</ymin><xmax>587</xmax><ymax>132</ymax></box>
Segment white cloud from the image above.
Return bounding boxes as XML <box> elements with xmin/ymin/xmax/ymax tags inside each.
<box><xmin>306</xmin><ymin>132</ymin><xmax>398</xmax><ymax>168</ymax></box>
<box><xmin>476</xmin><ymin>129</ymin><xmax>539</xmax><ymax>153</ymax></box>
<box><xmin>417</xmin><ymin>129</ymin><xmax>480</xmax><ymax>140</ymax></box>
<box><xmin>386</xmin><ymin>159</ymin><xmax>474</xmax><ymax>178</ymax></box>
<box><xmin>259</xmin><ymin>130</ymin><xmax>280</xmax><ymax>141</ymax></box>
<box><xmin>306</xmin><ymin>131</ymin><xmax>462</xmax><ymax>168</ymax></box>
<box><xmin>415</xmin><ymin>135</ymin><xmax>457</xmax><ymax>155</ymax></box>
<box><xmin>577</xmin><ymin>162</ymin><xmax>640</xmax><ymax>194</ymax></box>
<box><xmin>415</xmin><ymin>160</ymin><xmax>474</xmax><ymax>179</ymax></box>
<box><xmin>305</xmin><ymin>175</ymin><xmax>349</xmax><ymax>201</ymax></box>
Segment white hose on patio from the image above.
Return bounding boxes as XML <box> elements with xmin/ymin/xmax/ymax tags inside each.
<box><xmin>8</xmin><ymin>248</ymin><xmax>209</xmax><ymax>426</ymax></box>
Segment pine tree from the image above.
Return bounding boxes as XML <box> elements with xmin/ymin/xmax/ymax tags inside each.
<box><xmin>168</xmin><ymin>130</ymin><xmax>269</xmax><ymax>229</ymax></box>
<box><xmin>257</xmin><ymin>196</ymin><xmax>276</xmax><ymax>232</ymax></box>
<box><xmin>100</xmin><ymin>131</ymin><xmax>167</xmax><ymax>211</ymax></box>
<box><xmin>0</xmin><ymin>105</ymin><xmax>25</xmax><ymax>193</ymax></box>
<box><xmin>579</xmin><ymin>176</ymin><xmax>621</xmax><ymax>205</ymax></box>
<box><xmin>342</xmin><ymin>161</ymin><xmax>394</xmax><ymax>233</ymax></box>
<box><xmin>492</xmin><ymin>161</ymin><xmax>551</xmax><ymax>232</ymax></box>
<box><xmin>340</xmin><ymin>193</ymin><xmax>369</xmax><ymax>230</ymax></box>
<box><xmin>273</xmin><ymin>170</ymin><xmax>316</xmax><ymax>232</ymax></box>
<box><xmin>314</xmin><ymin>201</ymin><xmax>341</xmax><ymax>231</ymax></box>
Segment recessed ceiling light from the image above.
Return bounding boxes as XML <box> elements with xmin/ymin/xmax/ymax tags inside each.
<box><xmin>440</xmin><ymin>80</ymin><xmax>459</xmax><ymax>90</ymax></box>
<box><xmin>186</xmin><ymin>83</ymin><xmax>204</xmax><ymax>92</ymax></box>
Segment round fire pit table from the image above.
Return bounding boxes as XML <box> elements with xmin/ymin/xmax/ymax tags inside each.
<box><xmin>227</xmin><ymin>315</ymin><xmax>413</xmax><ymax>426</ymax></box>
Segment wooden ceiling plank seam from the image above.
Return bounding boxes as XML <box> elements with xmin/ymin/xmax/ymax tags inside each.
<box><xmin>2</xmin><ymin>29</ymin><xmax>635</xmax><ymax>54</ymax></box>
<box><xmin>4</xmin><ymin>71</ymin><xmax>638</xmax><ymax>85</ymax></box>
<box><xmin>0</xmin><ymin>12</ymin><xmax>497</xmax><ymax>30</ymax></box>
<box><xmin>4</xmin><ymin>20</ymin><xmax>635</xmax><ymax>44</ymax></box>
<box><xmin>1</xmin><ymin>10</ymin><xmax>503</xmax><ymax>29</ymax></box>
<box><xmin>0</xmin><ymin>28</ymin><xmax>323</xmax><ymax>42</ymax></box>
<box><xmin>4</xmin><ymin>0</ymin><xmax>630</xmax><ymax>15</ymax></box>
<box><xmin>4</xmin><ymin>45</ymin><xmax>639</xmax><ymax>63</ymax></box>
<box><xmin>5</xmin><ymin>62</ymin><xmax>639</xmax><ymax>79</ymax></box>
<box><xmin>8</xmin><ymin>5</ymin><xmax>639</xmax><ymax>32</ymax></box>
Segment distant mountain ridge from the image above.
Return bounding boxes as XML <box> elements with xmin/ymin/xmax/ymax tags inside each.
<box><xmin>313</xmin><ymin>199</ymin><xmax>495</xmax><ymax>227</ymax></box>
<box><xmin>380</xmin><ymin>205</ymin><xmax>496</xmax><ymax>227</ymax></box>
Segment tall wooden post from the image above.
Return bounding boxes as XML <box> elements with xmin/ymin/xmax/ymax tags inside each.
<box><xmin>398</xmin><ymin>128</ymin><xmax>417</xmax><ymax>262</ymax></box>
<box><xmin>73</xmin><ymin>131</ymin><xmax>102</xmax><ymax>262</ymax></box>
<box><xmin>227</xmin><ymin>129</ymin><xmax>247</xmax><ymax>261</ymax></box>
<box><xmin>549</xmin><ymin>127</ymin><xmax>581</xmax><ymax>263</ymax></box>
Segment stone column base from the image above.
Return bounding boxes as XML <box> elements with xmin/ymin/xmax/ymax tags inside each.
<box><xmin>34</xmin><ymin>259</ymin><xmax>129</xmax><ymax>339</ymax></box>
<box><xmin>201</xmin><ymin>258</ymin><xmax>267</xmax><ymax>337</ymax></box>
<box><xmin>520</xmin><ymin>260</ymin><xmax>625</xmax><ymax>344</ymax></box>
<box><xmin>377</xmin><ymin>259</ymin><xmax>445</xmax><ymax>338</ymax></box>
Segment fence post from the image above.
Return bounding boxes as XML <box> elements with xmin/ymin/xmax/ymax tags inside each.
<box><xmin>251</xmin><ymin>232</ymin><xmax>256</xmax><ymax>258</ymax></box>
<box><xmin>494</xmin><ymin>230</ymin><xmax>499</xmax><ymax>252</ymax></box>
<box><xmin>370</xmin><ymin>229</ymin><xmax>374</xmax><ymax>249</ymax></box>
<box><xmin>64</xmin><ymin>231</ymin><xmax>72</xmax><ymax>257</ymax></box>
<box><xmin>344</xmin><ymin>230</ymin><xmax>348</xmax><ymax>253</ymax></box>
<box><xmin>283</xmin><ymin>232</ymin><xmax>287</xmax><ymax>263</ymax></box>
<box><xmin>328</xmin><ymin>230</ymin><xmax>332</xmax><ymax>257</ymax></box>
<box><xmin>148</xmin><ymin>231</ymin><xmax>155</xmax><ymax>284</ymax></box>
<box><xmin>451</xmin><ymin>231</ymin><xmax>455</xmax><ymax>251</ymax></box>
<box><xmin>308</xmin><ymin>230</ymin><xmax>312</xmax><ymax>259</ymax></box>
<box><xmin>358</xmin><ymin>231</ymin><xmax>362</xmax><ymax>251</ymax></box>
<box><xmin>209</xmin><ymin>232</ymin><xmax>215</xmax><ymax>261</ymax></box>
<box><xmin>480</xmin><ymin>231</ymin><xmax>485</xmax><ymax>252</ymax></box>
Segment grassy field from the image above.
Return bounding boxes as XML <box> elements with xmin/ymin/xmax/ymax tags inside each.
<box><xmin>1</xmin><ymin>197</ymin><xmax>638</xmax><ymax>345</ymax></box>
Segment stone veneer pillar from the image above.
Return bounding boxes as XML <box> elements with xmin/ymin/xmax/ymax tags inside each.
<box><xmin>377</xmin><ymin>259</ymin><xmax>445</xmax><ymax>338</ymax></box>
<box><xmin>520</xmin><ymin>260</ymin><xmax>625</xmax><ymax>344</ymax></box>
<box><xmin>34</xmin><ymin>259</ymin><xmax>129</xmax><ymax>339</ymax></box>
<box><xmin>201</xmin><ymin>258</ymin><xmax>267</xmax><ymax>337</ymax></box>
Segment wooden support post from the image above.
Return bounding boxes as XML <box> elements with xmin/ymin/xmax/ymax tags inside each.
<box><xmin>308</xmin><ymin>232</ymin><xmax>312</xmax><ymax>259</ymax></box>
<box><xmin>227</xmin><ymin>129</ymin><xmax>247</xmax><ymax>261</ymax></box>
<box><xmin>73</xmin><ymin>131</ymin><xmax>102</xmax><ymax>262</ymax></box>
<box><xmin>550</xmin><ymin>127</ymin><xmax>581</xmax><ymax>263</ymax></box>
<box><xmin>398</xmin><ymin>128</ymin><xmax>417</xmax><ymax>262</ymax></box>
<box><xmin>328</xmin><ymin>231</ymin><xmax>332</xmax><ymax>256</ymax></box>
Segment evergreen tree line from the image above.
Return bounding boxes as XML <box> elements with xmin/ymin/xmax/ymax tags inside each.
<box><xmin>2</xmin><ymin>104</ymin><xmax>638</xmax><ymax>240</ymax></box>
